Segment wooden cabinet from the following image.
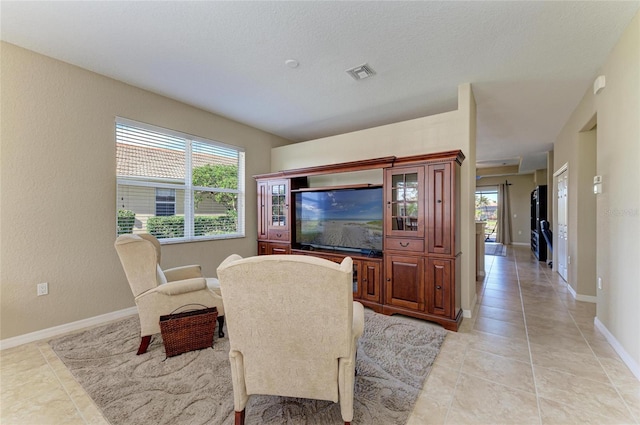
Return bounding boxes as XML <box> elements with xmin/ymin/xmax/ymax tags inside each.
<box><xmin>356</xmin><ymin>259</ymin><xmax>381</xmax><ymax>304</ymax></box>
<box><xmin>266</xmin><ymin>179</ymin><xmax>290</xmax><ymax>240</ymax></box>
<box><xmin>385</xmin><ymin>166</ymin><xmax>424</xmax><ymax>237</ymax></box>
<box><xmin>255</xmin><ymin>150</ymin><xmax>464</xmax><ymax>331</ymax></box>
<box><xmin>425</xmin><ymin>258</ymin><xmax>453</xmax><ymax>317</ymax></box>
<box><xmin>256</xmin><ymin>176</ymin><xmax>307</xmax><ymax>254</ymax></box>
<box><xmin>258</xmin><ymin>241</ymin><xmax>290</xmax><ymax>255</ymax></box>
<box><xmin>382</xmin><ymin>154</ymin><xmax>462</xmax><ymax>331</ymax></box>
<box><xmin>426</xmin><ymin>162</ymin><xmax>453</xmax><ymax>255</ymax></box>
<box><xmin>257</xmin><ymin>180</ymin><xmax>268</xmax><ymax>240</ymax></box>
<box><xmin>385</xmin><ymin>254</ymin><xmax>424</xmax><ymax>311</ymax></box>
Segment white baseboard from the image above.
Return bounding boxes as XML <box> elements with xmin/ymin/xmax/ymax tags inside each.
<box><xmin>566</xmin><ymin>283</ymin><xmax>597</xmax><ymax>303</ymax></box>
<box><xmin>0</xmin><ymin>307</ymin><xmax>138</xmax><ymax>351</ymax></box>
<box><xmin>463</xmin><ymin>293</ymin><xmax>478</xmax><ymax>318</ymax></box>
<box><xmin>511</xmin><ymin>242</ymin><xmax>529</xmax><ymax>246</ymax></box>
<box><xmin>594</xmin><ymin>317</ymin><xmax>640</xmax><ymax>381</ymax></box>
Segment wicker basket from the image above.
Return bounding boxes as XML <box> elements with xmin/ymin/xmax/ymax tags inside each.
<box><xmin>159</xmin><ymin>305</ymin><xmax>218</xmax><ymax>357</ymax></box>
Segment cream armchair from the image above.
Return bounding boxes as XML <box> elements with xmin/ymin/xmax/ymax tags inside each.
<box><xmin>217</xmin><ymin>254</ymin><xmax>364</xmax><ymax>425</ymax></box>
<box><xmin>114</xmin><ymin>234</ymin><xmax>225</xmax><ymax>355</ymax></box>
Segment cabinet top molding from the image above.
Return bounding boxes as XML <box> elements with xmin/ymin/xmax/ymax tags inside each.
<box><xmin>254</xmin><ymin>150</ymin><xmax>465</xmax><ymax>180</ymax></box>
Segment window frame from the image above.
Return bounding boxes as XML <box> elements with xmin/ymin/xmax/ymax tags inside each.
<box><xmin>155</xmin><ymin>188</ymin><xmax>176</xmax><ymax>217</ymax></box>
<box><xmin>116</xmin><ymin>117</ymin><xmax>245</xmax><ymax>243</ymax></box>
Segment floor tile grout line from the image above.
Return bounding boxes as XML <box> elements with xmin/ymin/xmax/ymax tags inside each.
<box><xmin>38</xmin><ymin>344</ymin><xmax>90</xmax><ymax>425</ymax></box>
<box><xmin>441</xmin><ymin>332</ymin><xmax>471</xmax><ymax>425</ymax></box>
<box><xmin>523</xmin><ymin>253</ymin><xmax>639</xmax><ymax>425</ymax></box>
<box><xmin>561</xmin><ymin>300</ymin><xmax>640</xmax><ymax>424</ymax></box>
<box><xmin>494</xmin><ymin>249</ymin><xmax>639</xmax><ymax>424</ymax></box>
<box><xmin>513</xmin><ymin>248</ymin><xmax>544</xmax><ymax>425</ymax></box>
<box><xmin>452</xmin><ymin>368</ymin><xmax>542</xmax><ymax>398</ymax></box>
<box><xmin>441</xmin><ymin>258</ymin><xmax>489</xmax><ymax>425</ymax></box>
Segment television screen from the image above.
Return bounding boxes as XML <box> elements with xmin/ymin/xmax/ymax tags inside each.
<box><xmin>295</xmin><ymin>187</ymin><xmax>383</xmax><ymax>252</ymax></box>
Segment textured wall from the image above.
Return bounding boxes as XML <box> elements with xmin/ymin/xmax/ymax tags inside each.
<box><xmin>553</xmin><ymin>11</ymin><xmax>640</xmax><ymax>370</ymax></box>
<box><xmin>0</xmin><ymin>42</ymin><xmax>292</xmax><ymax>339</ymax></box>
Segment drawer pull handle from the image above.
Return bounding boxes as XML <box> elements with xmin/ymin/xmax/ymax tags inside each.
<box><xmin>276</xmin><ymin>233</ymin><xmax>282</xmax><ymax>238</ymax></box>
<box><xmin>399</xmin><ymin>242</ymin><xmax>410</xmax><ymax>247</ymax></box>
<box><xmin>436</xmin><ymin>285</ymin><xmax>442</xmax><ymax>290</ymax></box>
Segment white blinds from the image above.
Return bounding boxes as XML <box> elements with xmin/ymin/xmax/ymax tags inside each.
<box><xmin>116</xmin><ymin>118</ymin><xmax>245</xmax><ymax>241</ymax></box>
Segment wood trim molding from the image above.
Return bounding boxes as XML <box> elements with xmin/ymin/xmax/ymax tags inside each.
<box><xmin>253</xmin><ymin>150</ymin><xmax>464</xmax><ymax>180</ymax></box>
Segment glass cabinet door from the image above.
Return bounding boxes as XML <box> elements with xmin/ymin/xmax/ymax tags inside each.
<box><xmin>269</xmin><ymin>181</ymin><xmax>288</xmax><ymax>228</ymax></box>
<box><xmin>385</xmin><ymin>167</ymin><xmax>424</xmax><ymax>236</ymax></box>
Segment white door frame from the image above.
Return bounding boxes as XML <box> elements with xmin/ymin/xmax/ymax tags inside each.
<box><xmin>554</xmin><ymin>163</ymin><xmax>569</xmax><ymax>282</ymax></box>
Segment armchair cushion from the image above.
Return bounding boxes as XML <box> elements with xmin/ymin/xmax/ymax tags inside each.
<box><xmin>154</xmin><ymin>277</ymin><xmax>207</xmax><ymax>296</ymax></box>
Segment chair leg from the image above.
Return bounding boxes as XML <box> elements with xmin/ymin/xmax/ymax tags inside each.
<box><xmin>234</xmin><ymin>409</ymin><xmax>245</xmax><ymax>425</ymax></box>
<box><xmin>344</xmin><ymin>422</ymin><xmax>350</xmax><ymax>425</ymax></box>
<box><xmin>137</xmin><ymin>335</ymin><xmax>151</xmax><ymax>355</ymax></box>
<box><xmin>218</xmin><ymin>315</ymin><xmax>225</xmax><ymax>338</ymax></box>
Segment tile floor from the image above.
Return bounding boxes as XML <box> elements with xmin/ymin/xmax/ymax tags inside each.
<box><xmin>1</xmin><ymin>245</ymin><xmax>639</xmax><ymax>424</ymax></box>
<box><xmin>409</xmin><ymin>245</ymin><xmax>640</xmax><ymax>425</ymax></box>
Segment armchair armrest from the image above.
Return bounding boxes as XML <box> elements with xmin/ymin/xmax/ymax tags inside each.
<box><xmin>163</xmin><ymin>265</ymin><xmax>202</xmax><ymax>281</ymax></box>
<box><xmin>155</xmin><ymin>277</ymin><xmax>207</xmax><ymax>295</ymax></box>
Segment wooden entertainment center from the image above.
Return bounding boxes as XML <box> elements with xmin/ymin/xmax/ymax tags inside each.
<box><xmin>255</xmin><ymin>150</ymin><xmax>464</xmax><ymax>331</ymax></box>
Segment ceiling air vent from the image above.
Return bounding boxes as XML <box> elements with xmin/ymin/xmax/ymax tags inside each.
<box><xmin>346</xmin><ymin>63</ymin><xmax>376</xmax><ymax>81</ymax></box>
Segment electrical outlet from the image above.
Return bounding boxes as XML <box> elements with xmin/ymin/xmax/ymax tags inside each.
<box><xmin>568</xmin><ymin>256</ymin><xmax>571</xmax><ymax>265</ymax></box>
<box><xmin>37</xmin><ymin>282</ymin><xmax>48</xmax><ymax>296</ymax></box>
<box><xmin>598</xmin><ymin>277</ymin><xmax>603</xmax><ymax>290</ymax></box>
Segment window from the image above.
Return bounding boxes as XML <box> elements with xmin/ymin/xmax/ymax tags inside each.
<box><xmin>155</xmin><ymin>188</ymin><xmax>176</xmax><ymax>216</ymax></box>
<box><xmin>475</xmin><ymin>187</ymin><xmax>498</xmax><ymax>242</ymax></box>
<box><xmin>116</xmin><ymin>118</ymin><xmax>245</xmax><ymax>242</ymax></box>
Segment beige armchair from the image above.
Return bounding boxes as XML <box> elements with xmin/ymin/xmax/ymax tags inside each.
<box><xmin>114</xmin><ymin>234</ymin><xmax>225</xmax><ymax>355</ymax></box>
<box><xmin>217</xmin><ymin>254</ymin><xmax>364</xmax><ymax>425</ymax></box>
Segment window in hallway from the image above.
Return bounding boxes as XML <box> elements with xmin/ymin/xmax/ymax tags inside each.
<box><xmin>476</xmin><ymin>187</ymin><xmax>498</xmax><ymax>242</ymax></box>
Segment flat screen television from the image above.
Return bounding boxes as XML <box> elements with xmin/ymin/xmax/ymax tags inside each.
<box><xmin>295</xmin><ymin>187</ymin><xmax>383</xmax><ymax>253</ymax></box>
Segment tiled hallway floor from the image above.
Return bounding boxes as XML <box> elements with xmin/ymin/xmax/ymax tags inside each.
<box><xmin>409</xmin><ymin>245</ymin><xmax>639</xmax><ymax>424</ymax></box>
<box><xmin>1</xmin><ymin>245</ymin><xmax>639</xmax><ymax>424</ymax></box>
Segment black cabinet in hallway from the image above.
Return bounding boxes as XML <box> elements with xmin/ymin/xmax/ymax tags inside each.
<box><xmin>530</xmin><ymin>185</ymin><xmax>547</xmax><ymax>261</ymax></box>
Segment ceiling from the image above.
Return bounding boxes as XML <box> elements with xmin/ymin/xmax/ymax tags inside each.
<box><xmin>2</xmin><ymin>1</ymin><xmax>638</xmax><ymax>174</ymax></box>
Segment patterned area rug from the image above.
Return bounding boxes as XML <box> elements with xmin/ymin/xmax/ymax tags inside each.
<box><xmin>485</xmin><ymin>242</ymin><xmax>507</xmax><ymax>256</ymax></box>
<box><xmin>50</xmin><ymin>310</ymin><xmax>446</xmax><ymax>424</ymax></box>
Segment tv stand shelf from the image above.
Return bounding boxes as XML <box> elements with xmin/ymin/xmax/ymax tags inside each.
<box><xmin>292</xmin><ymin>246</ymin><xmax>383</xmax><ymax>259</ymax></box>
<box><xmin>255</xmin><ymin>150</ymin><xmax>464</xmax><ymax>331</ymax></box>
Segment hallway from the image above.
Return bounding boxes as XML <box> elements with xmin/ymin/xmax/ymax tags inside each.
<box><xmin>409</xmin><ymin>245</ymin><xmax>639</xmax><ymax>424</ymax></box>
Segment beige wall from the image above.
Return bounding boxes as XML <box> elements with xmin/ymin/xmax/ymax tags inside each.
<box><xmin>476</xmin><ymin>174</ymin><xmax>537</xmax><ymax>245</ymax></box>
<box><xmin>0</xmin><ymin>43</ymin><xmax>292</xmax><ymax>339</ymax></box>
<box><xmin>576</xmin><ymin>130</ymin><xmax>597</xmax><ymax>298</ymax></box>
<box><xmin>271</xmin><ymin>84</ymin><xmax>478</xmax><ymax>316</ymax></box>
<box><xmin>534</xmin><ymin>169</ymin><xmax>547</xmax><ymax>186</ymax></box>
<box><xmin>553</xmin><ymin>12</ymin><xmax>640</xmax><ymax>368</ymax></box>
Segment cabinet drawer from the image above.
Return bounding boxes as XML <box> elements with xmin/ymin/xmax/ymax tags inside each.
<box><xmin>385</xmin><ymin>237</ymin><xmax>424</xmax><ymax>253</ymax></box>
<box><xmin>268</xmin><ymin>230</ymin><xmax>290</xmax><ymax>241</ymax></box>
